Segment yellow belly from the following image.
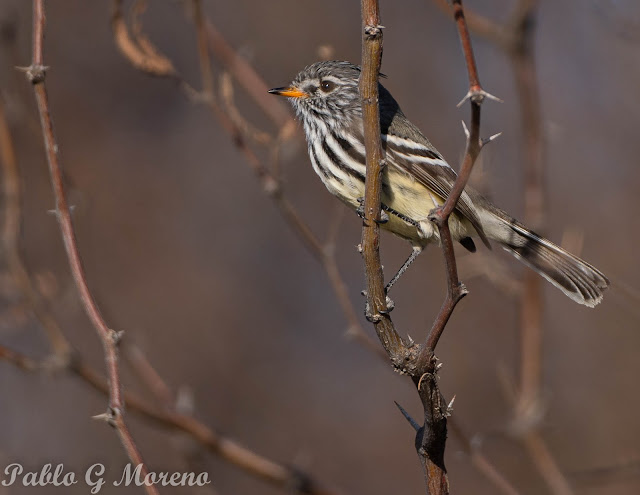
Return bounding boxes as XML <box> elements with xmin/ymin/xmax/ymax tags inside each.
<box><xmin>324</xmin><ymin>165</ymin><xmax>473</xmax><ymax>246</ymax></box>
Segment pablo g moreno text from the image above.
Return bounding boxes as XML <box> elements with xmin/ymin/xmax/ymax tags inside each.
<box><xmin>2</xmin><ymin>463</ymin><xmax>211</xmax><ymax>493</ymax></box>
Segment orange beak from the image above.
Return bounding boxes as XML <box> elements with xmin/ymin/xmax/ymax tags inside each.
<box><xmin>268</xmin><ymin>86</ymin><xmax>308</xmax><ymax>98</ymax></box>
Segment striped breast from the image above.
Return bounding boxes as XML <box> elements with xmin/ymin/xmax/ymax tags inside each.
<box><xmin>304</xmin><ymin>119</ymin><xmax>367</xmax><ymax>209</ymax></box>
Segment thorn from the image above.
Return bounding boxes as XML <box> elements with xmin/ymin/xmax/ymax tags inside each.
<box><xmin>435</xmin><ymin>362</ymin><xmax>443</xmax><ymax>371</ymax></box>
<box><xmin>110</xmin><ymin>329</ymin><xmax>125</xmax><ymax>346</ymax></box>
<box><xmin>447</xmin><ymin>395</ymin><xmax>456</xmax><ymax>416</ymax></box>
<box><xmin>461</xmin><ymin>120</ymin><xmax>470</xmax><ymax>139</ymax></box>
<box><xmin>356</xmin><ymin>243</ymin><xmax>363</xmax><ymax>254</ymax></box>
<box><xmin>483</xmin><ymin>90</ymin><xmax>503</xmax><ymax>103</ymax></box>
<box><xmin>47</xmin><ymin>205</ymin><xmax>76</xmax><ymax>216</ymax></box>
<box><xmin>457</xmin><ymin>88</ymin><xmax>503</xmax><ymax>108</ymax></box>
<box><xmin>459</xmin><ymin>282</ymin><xmax>469</xmax><ymax>297</ymax></box>
<box><xmin>407</xmin><ymin>334</ymin><xmax>415</xmax><ymax>346</ymax></box>
<box><xmin>395</xmin><ymin>401</ymin><xmax>420</xmax><ymax>432</ymax></box>
<box><xmin>16</xmin><ymin>64</ymin><xmax>49</xmax><ymax>84</ymax></box>
<box><xmin>92</xmin><ymin>409</ymin><xmax>117</xmax><ymax>427</ymax></box>
<box><xmin>482</xmin><ymin>132</ymin><xmax>502</xmax><ymax>146</ymax></box>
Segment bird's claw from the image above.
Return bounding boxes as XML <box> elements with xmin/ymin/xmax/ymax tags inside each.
<box><xmin>376</xmin><ymin>210</ymin><xmax>389</xmax><ymax>224</ymax></box>
<box><xmin>356</xmin><ymin>197</ymin><xmax>388</xmax><ymax>224</ymax></box>
<box><xmin>362</xmin><ymin>290</ymin><xmax>395</xmax><ymax>320</ymax></box>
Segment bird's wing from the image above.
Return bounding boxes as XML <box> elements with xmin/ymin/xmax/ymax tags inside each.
<box><xmin>383</xmin><ymin>134</ymin><xmax>490</xmax><ymax>248</ymax></box>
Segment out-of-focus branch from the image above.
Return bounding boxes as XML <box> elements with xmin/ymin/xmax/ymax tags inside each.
<box><xmin>23</xmin><ymin>2</ymin><xmax>157</xmax><ymax>493</ymax></box>
<box><xmin>0</xmin><ymin>342</ymin><xmax>341</xmax><ymax>495</ymax></box>
<box><xmin>202</xmin><ymin>20</ymin><xmax>291</xmax><ymax>128</ymax></box>
<box><xmin>111</xmin><ymin>0</ymin><xmax>177</xmax><ymax>78</ymax></box>
<box><xmin>0</xmin><ymin>94</ymin><xmax>70</xmax><ymax>358</ymax></box>
<box><xmin>1</xmin><ymin>93</ymin><xmax>345</xmax><ymax>494</ymax></box>
<box><xmin>448</xmin><ymin>421</ymin><xmax>521</xmax><ymax>495</ymax></box>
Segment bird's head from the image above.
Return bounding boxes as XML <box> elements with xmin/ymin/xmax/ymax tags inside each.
<box><xmin>269</xmin><ymin>61</ymin><xmax>363</xmax><ymax>131</ymax></box>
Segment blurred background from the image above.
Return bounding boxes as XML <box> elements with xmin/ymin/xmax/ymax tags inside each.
<box><xmin>0</xmin><ymin>0</ymin><xmax>639</xmax><ymax>494</ymax></box>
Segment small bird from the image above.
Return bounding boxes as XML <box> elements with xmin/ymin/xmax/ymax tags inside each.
<box><xmin>269</xmin><ymin>61</ymin><xmax>609</xmax><ymax>307</ymax></box>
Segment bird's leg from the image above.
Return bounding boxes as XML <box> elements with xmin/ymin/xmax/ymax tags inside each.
<box><xmin>385</xmin><ymin>245</ymin><xmax>424</xmax><ymax>294</ymax></box>
<box><xmin>361</xmin><ymin>245</ymin><xmax>423</xmax><ymax>317</ymax></box>
<box><xmin>358</xmin><ymin>201</ymin><xmax>424</xmax><ymax>313</ymax></box>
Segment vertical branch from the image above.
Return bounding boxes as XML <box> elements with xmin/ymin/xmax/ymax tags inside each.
<box><xmin>509</xmin><ymin>1</ymin><xmax>545</xmax><ymax>417</ymax></box>
<box><xmin>508</xmin><ymin>4</ymin><xmax>573</xmax><ymax>495</ymax></box>
<box><xmin>411</xmin><ymin>3</ymin><xmax>498</xmax><ymax>491</ymax></box>
<box><xmin>24</xmin><ymin>2</ymin><xmax>156</xmax><ymax>493</ymax></box>
<box><xmin>359</xmin><ymin>0</ymin><xmax>405</xmax><ymax>357</ymax></box>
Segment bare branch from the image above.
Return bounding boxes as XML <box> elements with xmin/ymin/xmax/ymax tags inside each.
<box><xmin>359</xmin><ymin>0</ymin><xmax>406</xmax><ymax>359</ymax></box>
<box><xmin>111</xmin><ymin>0</ymin><xmax>177</xmax><ymax>78</ymax></box>
<box><xmin>419</xmin><ymin>0</ymin><xmax>494</xmax><ymax>364</ymax></box>
<box><xmin>0</xmin><ymin>343</ymin><xmax>342</xmax><ymax>495</ymax></box>
<box><xmin>24</xmin><ymin>2</ymin><xmax>157</xmax><ymax>493</ymax></box>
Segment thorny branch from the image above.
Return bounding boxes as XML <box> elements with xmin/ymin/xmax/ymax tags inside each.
<box><xmin>432</xmin><ymin>1</ymin><xmax>574</xmax><ymax>494</ymax></box>
<box><xmin>0</xmin><ymin>5</ymin><xmax>352</xmax><ymax>495</ymax></box>
<box><xmin>0</xmin><ymin>2</ymin><xmax>520</xmax><ymax>495</ymax></box>
<box><xmin>0</xmin><ymin>343</ymin><xmax>340</xmax><ymax>495</ymax></box>
<box><xmin>357</xmin><ymin>1</ymin><xmax>498</xmax><ymax>493</ymax></box>
<box><xmin>1</xmin><ymin>85</ymin><xmax>339</xmax><ymax>493</ymax></box>
<box><xmin>23</xmin><ymin>2</ymin><xmax>157</xmax><ymax>494</ymax></box>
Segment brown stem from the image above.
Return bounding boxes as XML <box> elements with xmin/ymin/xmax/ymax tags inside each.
<box><xmin>359</xmin><ymin>0</ymin><xmax>406</xmax><ymax>360</ymax></box>
<box><xmin>25</xmin><ymin>2</ymin><xmax>157</xmax><ymax>493</ymax></box>
<box><xmin>419</xmin><ymin>0</ymin><xmax>487</xmax><ymax>365</ymax></box>
<box><xmin>432</xmin><ymin>1</ymin><xmax>575</xmax><ymax>493</ymax></box>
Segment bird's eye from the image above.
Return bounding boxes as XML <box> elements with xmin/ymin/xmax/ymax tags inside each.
<box><xmin>320</xmin><ymin>80</ymin><xmax>336</xmax><ymax>93</ymax></box>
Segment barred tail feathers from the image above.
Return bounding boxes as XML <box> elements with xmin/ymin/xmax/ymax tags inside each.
<box><xmin>481</xmin><ymin>207</ymin><xmax>609</xmax><ymax>307</ymax></box>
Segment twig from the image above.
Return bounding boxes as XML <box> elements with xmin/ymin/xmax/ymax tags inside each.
<box><xmin>448</xmin><ymin>420</ymin><xmax>521</xmax><ymax>495</ymax></box>
<box><xmin>419</xmin><ymin>0</ymin><xmax>494</xmax><ymax>358</ymax></box>
<box><xmin>202</xmin><ymin>18</ymin><xmax>291</xmax><ymax>128</ymax></box>
<box><xmin>111</xmin><ymin>0</ymin><xmax>177</xmax><ymax>78</ymax></box>
<box><xmin>123</xmin><ymin>342</ymin><xmax>174</xmax><ymax>409</ymax></box>
<box><xmin>23</xmin><ymin>2</ymin><xmax>157</xmax><ymax>493</ymax></box>
<box><xmin>109</xmin><ymin>2</ymin><xmax>495</xmax><ymax>492</ymax></box>
<box><xmin>188</xmin><ymin>2</ymin><xmax>384</xmax><ymax>354</ymax></box>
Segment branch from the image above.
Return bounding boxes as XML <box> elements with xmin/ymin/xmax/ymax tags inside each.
<box><xmin>23</xmin><ymin>2</ymin><xmax>157</xmax><ymax>493</ymax></box>
<box><xmin>359</xmin><ymin>0</ymin><xmax>406</xmax><ymax>361</ymax></box>
<box><xmin>0</xmin><ymin>342</ymin><xmax>341</xmax><ymax>495</ymax></box>
<box><xmin>418</xmin><ymin>0</ymin><xmax>496</xmax><ymax>359</ymax></box>
<box><xmin>431</xmin><ymin>1</ymin><xmax>575</xmax><ymax>493</ymax></box>
<box><xmin>410</xmin><ymin>3</ymin><xmax>497</xmax><ymax>491</ymax></box>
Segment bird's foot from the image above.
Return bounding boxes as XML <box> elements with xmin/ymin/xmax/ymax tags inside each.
<box><xmin>361</xmin><ymin>290</ymin><xmax>395</xmax><ymax>321</ymax></box>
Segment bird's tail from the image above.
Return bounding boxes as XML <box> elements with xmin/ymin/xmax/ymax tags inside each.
<box><xmin>480</xmin><ymin>206</ymin><xmax>609</xmax><ymax>307</ymax></box>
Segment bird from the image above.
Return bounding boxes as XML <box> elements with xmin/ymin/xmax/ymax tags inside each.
<box><xmin>268</xmin><ymin>60</ymin><xmax>609</xmax><ymax>307</ymax></box>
